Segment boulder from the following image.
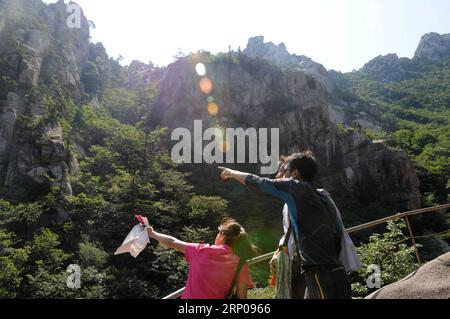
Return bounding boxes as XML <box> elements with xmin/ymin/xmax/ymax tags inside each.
<box><xmin>366</xmin><ymin>252</ymin><xmax>450</xmax><ymax>299</ymax></box>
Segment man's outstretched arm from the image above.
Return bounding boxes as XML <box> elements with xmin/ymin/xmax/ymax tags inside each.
<box><xmin>218</xmin><ymin>166</ymin><xmax>250</xmax><ymax>185</ymax></box>
<box><xmin>219</xmin><ymin>167</ymin><xmax>301</xmax><ymax>237</ymax></box>
<box><xmin>218</xmin><ymin>167</ymin><xmax>292</xmax><ymax>200</ymax></box>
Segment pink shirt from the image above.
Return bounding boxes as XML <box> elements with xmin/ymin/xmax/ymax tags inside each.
<box><xmin>182</xmin><ymin>243</ymin><xmax>253</xmax><ymax>299</ymax></box>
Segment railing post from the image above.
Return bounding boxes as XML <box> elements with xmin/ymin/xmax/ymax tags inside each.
<box><xmin>404</xmin><ymin>216</ymin><xmax>421</xmax><ymax>265</ymax></box>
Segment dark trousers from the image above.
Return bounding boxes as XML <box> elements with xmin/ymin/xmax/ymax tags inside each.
<box><xmin>291</xmin><ymin>257</ymin><xmax>307</xmax><ymax>299</ymax></box>
<box><xmin>303</xmin><ymin>265</ymin><xmax>352</xmax><ymax>299</ymax></box>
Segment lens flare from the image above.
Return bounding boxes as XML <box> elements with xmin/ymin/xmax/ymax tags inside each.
<box><xmin>207</xmin><ymin>96</ymin><xmax>214</xmax><ymax>103</ymax></box>
<box><xmin>208</xmin><ymin>102</ymin><xmax>219</xmax><ymax>116</ymax></box>
<box><xmin>219</xmin><ymin>140</ymin><xmax>230</xmax><ymax>153</ymax></box>
<box><xmin>214</xmin><ymin>125</ymin><xmax>225</xmax><ymax>139</ymax></box>
<box><xmin>199</xmin><ymin>78</ymin><xmax>213</xmax><ymax>94</ymax></box>
<box><xmin>195</xmin><ymin>63</ymin><xmax>206</xmax><ymax>76</ymax></box>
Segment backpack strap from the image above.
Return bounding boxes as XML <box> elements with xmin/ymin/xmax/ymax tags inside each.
<box><xmin>283</xmin><ymin>210</ymin><xmax>304</xmax><ymax>265</ymax></box>
<box><xmin>227</xmin><ymin>259</ymin><xmax>245</xmax><ymax>297</ymax></box>
<box><xmin>282</xmin><ymin>220</ymin><xmax>293</xmax><ymax>248</ymax></box>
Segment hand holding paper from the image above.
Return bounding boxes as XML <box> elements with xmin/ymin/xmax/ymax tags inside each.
<box><xmin>114</xmin><ymin>214</ymin><xmax>150</xmax><ymax>258</ymax></box>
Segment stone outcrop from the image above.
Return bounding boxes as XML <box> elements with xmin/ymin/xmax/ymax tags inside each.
<box><xmin>0</xmin><ymin>0</ymin><xmax>89</xmax><ymax>200</ymax></box>
<box><xmin>414</xmin><ymin>32</ymin><xmax>450</xmax><ymax>63</ymax></box>
<box><xmin>244</xmin><ymin>36</ymin><xmax>335</xmax><ymax>93</ymax></box>
<box><xmin>243</xmin><ymin>36</ymin><xmax>382</xmax><ymax>131</ymax></box>
<box><xmin>150</xmin><ymin>54</ymin><xmax>421</xmax><ymax>210</ymax></box>
<box><xmin>0</xmin><ymin>1</ymin><xmax>423</xmax><ymax>212</ymax></box>
<box><xmin>359</xmin><ymin>32</ymin><xmax>450</xmax><ymax>82</ymax></box>
<box><xmin>366</xmin><ymin>252</ymin><xmax>450</xmax><ymax>299</ymax></box>
<box><xmin>126</xmin><ymin>60</ymin><xmax>164</xmax><ymax>90</ymax></box>
<box><xmin>328</xmin><ymin>99</ymin><xmax>382</xmax><ymax>132</ymax></box>
<box><xmin>360</xmin><ymin>53</ymin><xmax>411</xmax><ymax>82</ymax></box>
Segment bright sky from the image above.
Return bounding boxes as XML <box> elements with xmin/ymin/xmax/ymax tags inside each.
<box><xmin>43</xmin><ymin>0</ymin><xmax>450</xmax><ymax>72</ymax></box>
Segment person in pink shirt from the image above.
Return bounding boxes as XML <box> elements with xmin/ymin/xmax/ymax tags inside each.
<box><xmin>146</xmin><ymin>218</ymin><xmax>256</xmax><ymax>299</ymax></box>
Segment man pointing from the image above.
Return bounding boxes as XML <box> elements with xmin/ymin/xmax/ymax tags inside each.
<box><xmin>218</xmin><ymin>151</ymin><xmax>352</xmax><ymax>299</ymax></box>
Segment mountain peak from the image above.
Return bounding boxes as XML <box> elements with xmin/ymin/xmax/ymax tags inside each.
<box><xmin>414</xmin><ymin>32</ymin><xmax>450</xmax><ymax>62</ymax></box>
<box><xmin>360</xmin><ymin>53</ymin><xmax>410</xmax><ymax>82</ymax></box>
<box><xmin>244</xmin><ymin>36</ymin><xmax>334</xmax><ymax>92</ymax></box>
<box><xmin>245</xmin><ymin>36</ymin><xmax>295</xmax><ymax>64</ymax></box>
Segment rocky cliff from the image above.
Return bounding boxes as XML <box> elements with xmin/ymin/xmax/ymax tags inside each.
<box><xmin>243</xmin><ymin>36</ymin><xmax>382</xmax><ymax>131</ymax></box>
<box><xmin>359</xmin><ymin>32</ymin><xmax>450</xmax><ymax>82</ymax></box>
<box><xmin>244</xmin><ymin>36</ymin><xmax>335</xmax><ymax>93</ymax></box>
<box><xmin>0</xmin><ymin>0</ymin><xmax>89</xmax><ymax>200</ymax></box>
<box><xmin>360</xmin><ymin>53</ymin><xmax>412</xmax><ymax>82</ymax></box>
<box><xmin>149</xmin><ymin>51</ymin><xmax>421</xmax><ymax>210</ymax></box>
<box><xmin>414</xmin><ymin>32</ymin><xmax>450</xmax><ymax>63</ymax></box>
<box><xmin>0</xmin><ymin>0</ymin><xmax>421</xmax><ymax>212</ymax></box>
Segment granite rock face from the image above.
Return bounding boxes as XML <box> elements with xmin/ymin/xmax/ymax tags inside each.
<box><xmin>126</xmin><ymin>60</ymin><xmax>164</xmax><ymax>90</ymax></box>
<box><xmin>243</xmin><ymin>36</ymin><xmax>383</xmax><ymax>131</ymax></box>
<box><xmin>0</xmin><ymin>0</ymin><xmax>89</xmax><ymax>200</ymax></box>
<box><xmin>366</xmin><ymin>252</ymin><xmax>450</xmax><ymax>299</ymax></box>
<box><xmin>0</xmin><ymin>1</ymin><xmax>423</xmax><ymax>211</ymax></box>
<box><xmin>244</xmin><ymin>36</ymin><xmax>335</xmax><ymax>93</ymax></box>
<box><xmin>150</xmin><ymin>54</ymin><xmax>421</xmax><ymax>210</ymax></box>
<box><xmin>360</xmin><ymin>53</ymin><xmax>411</xmax><ymax>82</ymax></box>
<box><xmin>414</xmin><ymin>32</ymin><xmax>450</xmax><ymax>63</ymax></box>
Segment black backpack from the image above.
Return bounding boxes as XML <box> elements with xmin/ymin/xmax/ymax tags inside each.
<box><xmin>314</xmin><ymin>190</ymin><xmax>343</xmax><ymax>257</ymax></box>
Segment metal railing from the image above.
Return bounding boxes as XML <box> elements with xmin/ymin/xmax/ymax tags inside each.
<box><xmin>163</xmin><ymin>203</ymin><xmax>450</xmax><ymax>299</ymax></box>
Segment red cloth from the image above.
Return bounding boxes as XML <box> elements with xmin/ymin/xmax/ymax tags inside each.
<box><xmin>135</xmin><ymin>214</ymin><xmax>148</xmax><ymax>227</ymax></box>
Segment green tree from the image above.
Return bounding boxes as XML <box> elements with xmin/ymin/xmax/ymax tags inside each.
<box><xmin>0</xmin><ymin>231</ymin><xmax>23</xmax><ymax>298</ymax></box>
<box><xmin>351</xmin><ymin>219</ymin><xmax>420</xmax><ymax>297</ymax></box>
<box><xmin>82</xmin><ymin>61</ymin><xmax>102</xmax><ymax>94</ymax></box>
